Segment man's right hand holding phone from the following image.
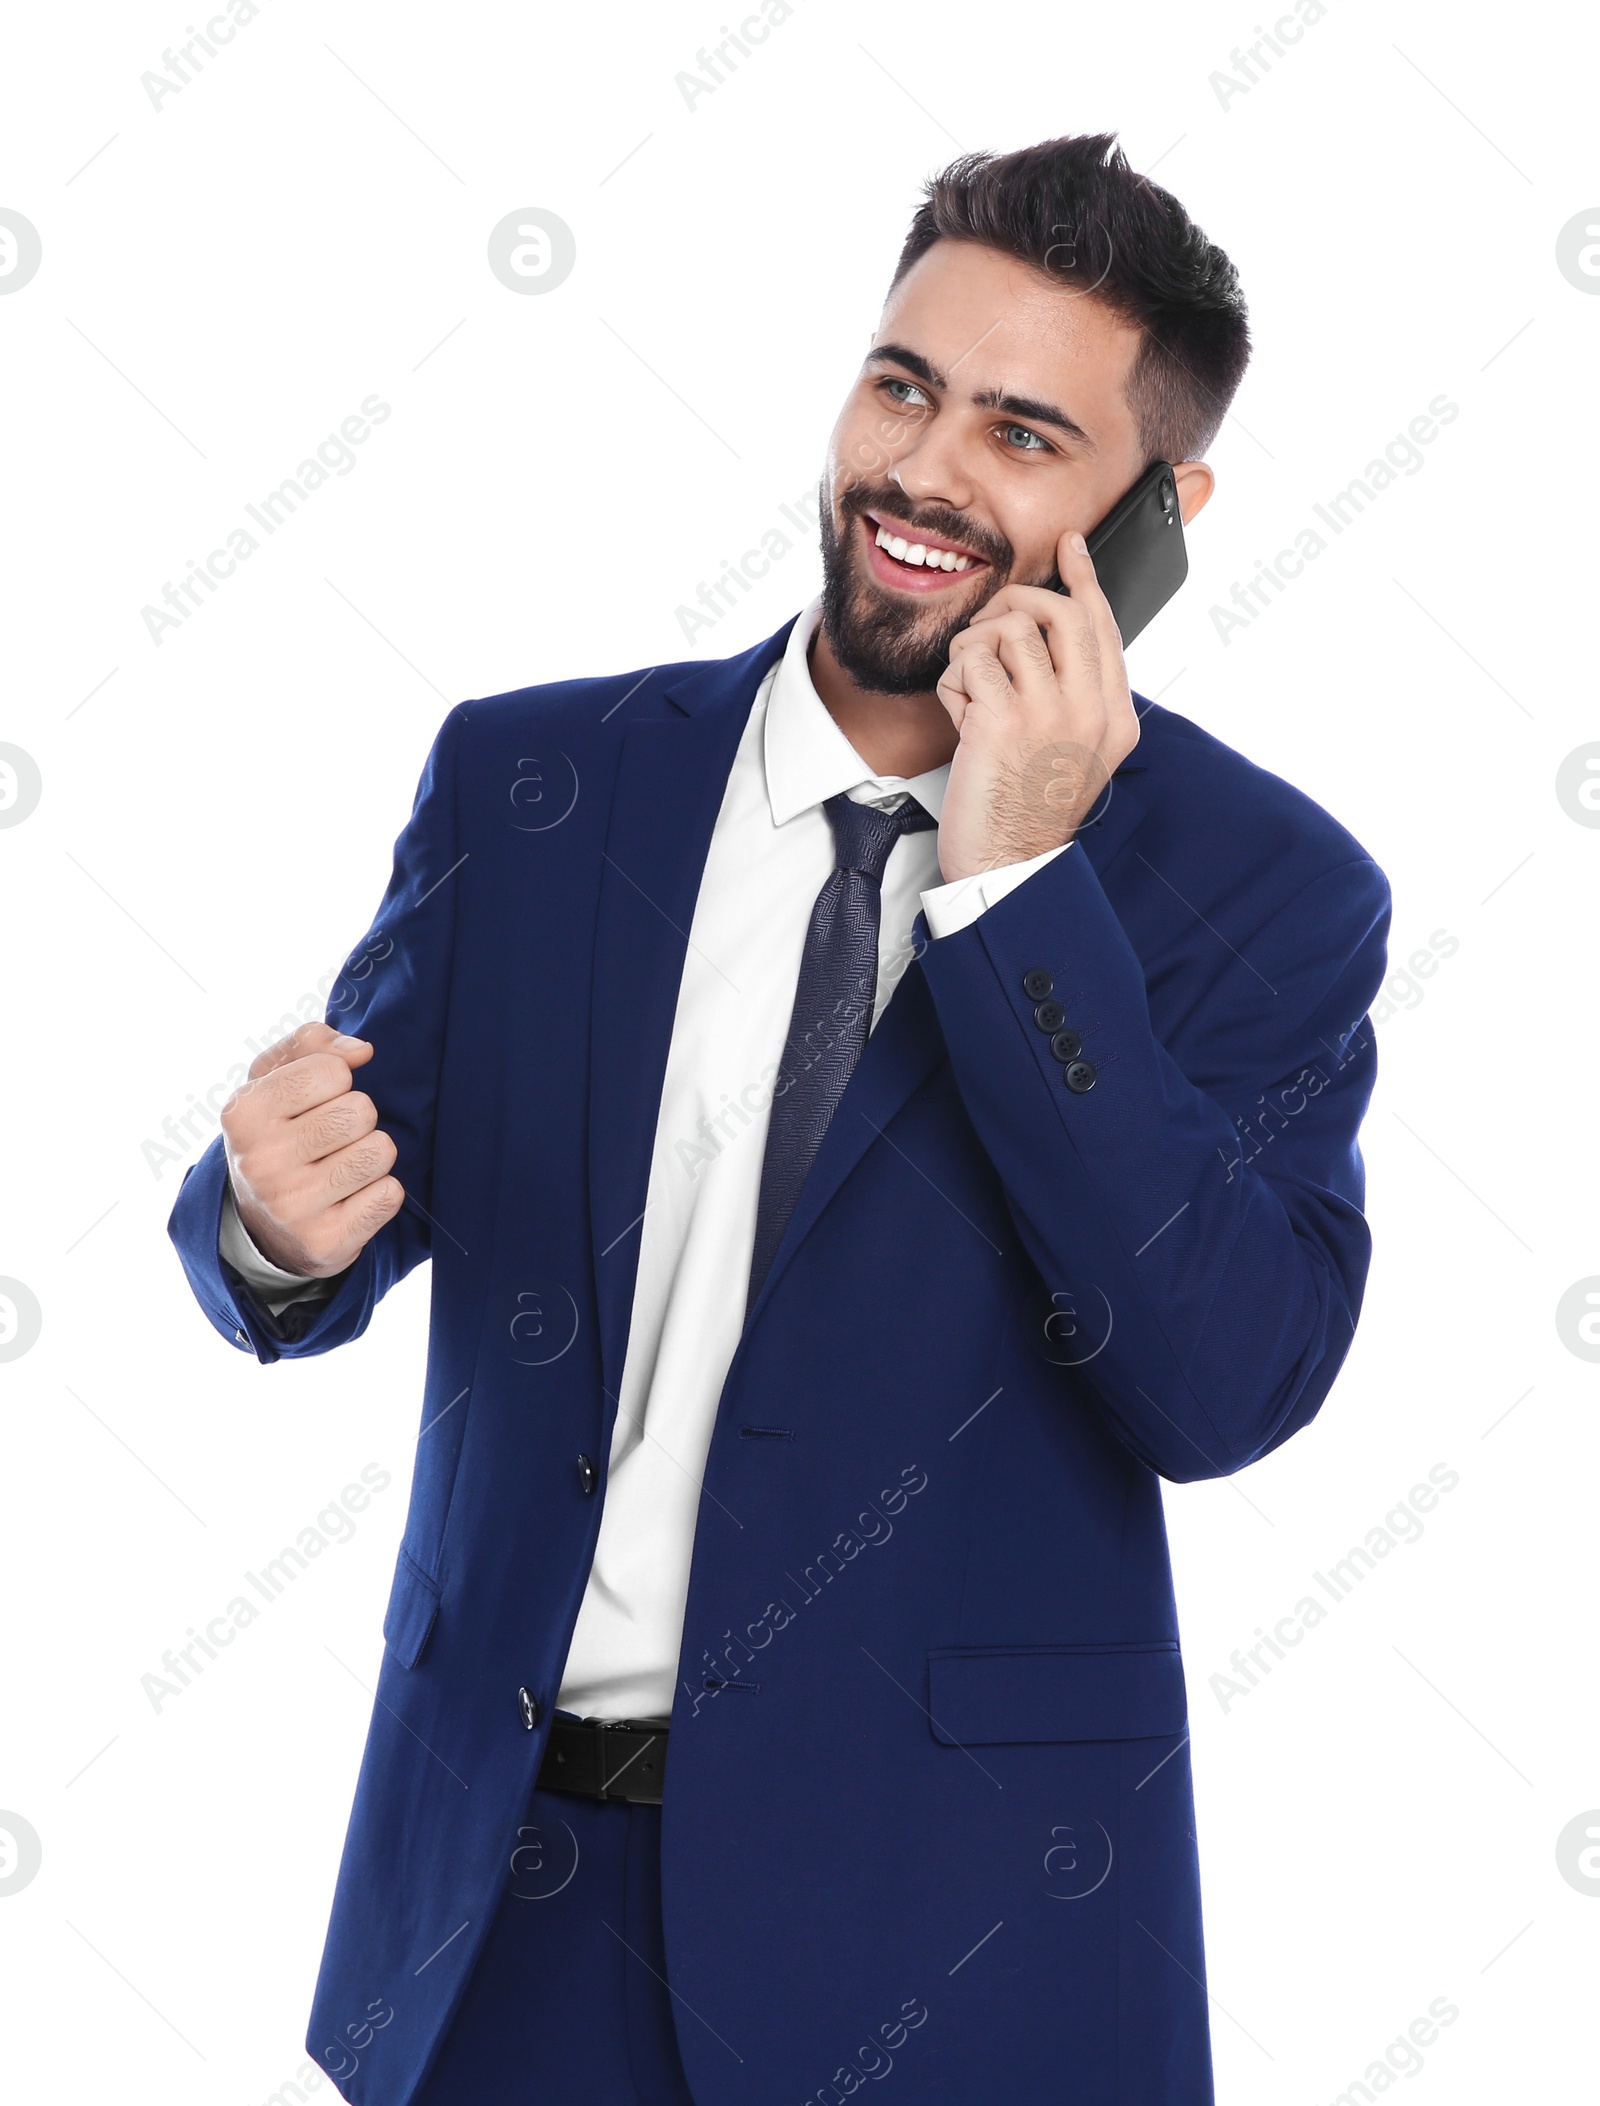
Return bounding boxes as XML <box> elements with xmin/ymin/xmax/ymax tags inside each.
<box><xmin>221</xmin><ymin>1022</ymin><xmax>405</xmax><ymax>1278</ymax></box>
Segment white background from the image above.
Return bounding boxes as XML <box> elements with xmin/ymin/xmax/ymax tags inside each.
<box><xmin>2</xmin><ymin>1</ymin><xmax>1596</xmax><ymax>2100</ymax></box>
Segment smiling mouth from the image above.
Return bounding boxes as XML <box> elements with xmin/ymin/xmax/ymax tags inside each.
<box><xmin>859</xmin><ymin>509</ymin><xmax>990</xmax><ymax>593</ymax></box>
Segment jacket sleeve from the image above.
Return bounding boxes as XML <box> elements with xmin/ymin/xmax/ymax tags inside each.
<box><xmin>917</xmin><ymin>841</ymin><xmax>1391</xmax><ymax>1481</ymax></box>
<box><xmin>167</xmin><ymin>704</ymin><xmax>467</xmax><ymax>1364</ymax></box>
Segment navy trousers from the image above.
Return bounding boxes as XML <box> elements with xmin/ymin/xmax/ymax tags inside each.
<box><xmin>413</xmin><ymin>1771</ymin><xmax>697</xmax><ymax>2104</ymax></box>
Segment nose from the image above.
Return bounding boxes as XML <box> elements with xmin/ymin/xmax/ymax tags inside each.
<box><xmin>888</xmin><ymin>417</ymin><xmax>978</xmax><ymax>518</ymax></box>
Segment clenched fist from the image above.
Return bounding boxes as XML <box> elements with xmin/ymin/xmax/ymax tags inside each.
<box><xmin>221</xmin><ymin>1022</ymin><xmax>405</xmax><ymax>1277</ymax></box>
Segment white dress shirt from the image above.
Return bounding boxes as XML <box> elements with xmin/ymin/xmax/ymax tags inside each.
<box><xmin>221</xmin><ymin>598</ymin><xmax>1067</xmax><ymax>1717</ymax></box>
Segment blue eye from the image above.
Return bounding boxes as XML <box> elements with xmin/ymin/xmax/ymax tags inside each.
<box><xmin>1005</xmin><ymin>424</ymin><xmax>1048</xmax><ymax>452</ymax></box>
<box><xmin>882</xmin><ymin>377</ymin><xmax>929</xmax><ymax>406</ymax></box>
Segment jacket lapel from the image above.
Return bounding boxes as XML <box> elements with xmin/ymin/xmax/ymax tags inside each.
<box><xmin>742</xmin><ymin>956</ymin><xmax>943</xmax><ymax>1330</ymax></box>
<box><xmin>586</xmin><ymin>618</ymin><xmax>796</xmax><ymax>1407</ymax></box>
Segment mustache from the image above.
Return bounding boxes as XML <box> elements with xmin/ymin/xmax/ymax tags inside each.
<box><xmin>836</xmin><ymin>482</ymin><xmax>1015</xmax><ymax>576</ymax></box>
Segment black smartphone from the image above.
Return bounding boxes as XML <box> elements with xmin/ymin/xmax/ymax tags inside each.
<box><xmin>1057</xmin><ymin>459</ymin><xmax>1187</xmax><ymax>647</ymax></box>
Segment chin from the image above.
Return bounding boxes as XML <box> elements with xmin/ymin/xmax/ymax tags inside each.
<box><xmin>821</xmin><ymin>555</ymin><xmax>1001</xmax><ymax>697</ymax></box>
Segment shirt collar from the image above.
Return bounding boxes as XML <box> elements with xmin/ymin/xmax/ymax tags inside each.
<box><xmin>763</xmin><ymin>596</ymin><xmax>950</xmax><ymax>828</ymax></box>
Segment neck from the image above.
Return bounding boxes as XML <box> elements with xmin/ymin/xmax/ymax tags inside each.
<box><xmin>806</xmin><ymin>622</ymin><xmax>960</xmax><ymax>780</ymax></box>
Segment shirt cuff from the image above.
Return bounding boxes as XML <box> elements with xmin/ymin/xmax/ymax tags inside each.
<box><xmin>919</xmin><ymin>841</ymin><xmax>1072</xmax><ymax>941</ymax></box>
<box><xmin>218</xmin><ymin>1182</ymin><xmax>336</xmax><ymax>1318</ymax></box>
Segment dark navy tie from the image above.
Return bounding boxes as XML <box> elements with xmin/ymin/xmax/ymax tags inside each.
<box><xmin>747</xmin><ymin>790</ymin><xmax>937</xmax><ymax>1309</ymax></box>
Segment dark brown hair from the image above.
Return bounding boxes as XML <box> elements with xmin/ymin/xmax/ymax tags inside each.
<box><xmin>890</xmin><ymin>133</ymin><xmax>1251</xmax><ymax>462</ymax></box>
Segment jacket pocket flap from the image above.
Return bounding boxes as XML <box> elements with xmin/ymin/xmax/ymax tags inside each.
<box><xmin>382</xmin><ymin>1549</ymin><xmax>441</xmax><ymax>1670</ymax></box>
<box><xmin>927</xmin><ymin>1642</ymin><xmax>1185</xmax><ymax>1745</ymax></box>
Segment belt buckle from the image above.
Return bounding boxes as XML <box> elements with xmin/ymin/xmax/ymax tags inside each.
<box><xmin>588</xmin><ymin>1716</ymin><xmax>665</xmax><ymax>1804</ymax></box>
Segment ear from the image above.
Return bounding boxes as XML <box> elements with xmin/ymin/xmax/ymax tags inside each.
<box><xmin>1170</xmin><ymin>460</ymin><xmax>1215</xmax><ymax>526</ymax></box>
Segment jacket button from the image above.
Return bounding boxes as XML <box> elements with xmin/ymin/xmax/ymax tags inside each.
<box><xmin>1049</xmin><ymin>1029</ymin><xmax>1083</xmax><ymax>1063</ymax></box>
<box><xmin>1063</xmin><ymin>1060</ymin><xmax>1098</xmax><ymax>1094</ymax></box>
<box><xmin>1022</xmin><ymin>968</ymin><xmax>1053</xmax><ymax>1000</ymax></box>
<box><xmin>1033</xmin><ymin>999</ymin><xmax>1066</xmax><ymax>1033</ymax></box>
<box><xmin>577</xmin><ymin>1453</ymin><xmax>598</xmax><ymax>1495</ymax></box>
<box><xmin>518</xmin><ymin>1687</ymin><xmax>541</xmax><ymax>1731</ymax></box>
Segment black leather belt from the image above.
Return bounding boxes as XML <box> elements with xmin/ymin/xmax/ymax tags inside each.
<box><xmin>537</xmin><ymin>1714</ymin><xmax>669</xmax><ymax>1805</ymax></box>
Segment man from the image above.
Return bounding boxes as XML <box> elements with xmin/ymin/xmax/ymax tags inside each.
<box><xmin>170</xmin><ymin>133</ymin><xmax>1390</xmax><ymax>2104</ymax></box>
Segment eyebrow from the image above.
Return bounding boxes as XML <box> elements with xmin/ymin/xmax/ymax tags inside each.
<box><xmin>864</xmin><ymin>340</ymin><xmax>1096</xmax><ymax>452</ymax></box>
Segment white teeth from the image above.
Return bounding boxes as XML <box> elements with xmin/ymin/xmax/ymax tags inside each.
<box><xmin>874</xmin><ymin>524</ymin><xmax>974</xmax><ymax>573</ymax></box>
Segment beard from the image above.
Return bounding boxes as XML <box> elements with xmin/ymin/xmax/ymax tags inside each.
<box><xmin>816</xmin><ymin>476</ymin><xmax>1045</xmax><ymax>695</ymax></box>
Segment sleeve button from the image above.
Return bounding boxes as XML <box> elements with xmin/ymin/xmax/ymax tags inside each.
<box><xmin>1063</xmin><ymin>1060</ymin><xmax>1098</xmax><ymax>1094</ymax></box>
<box><xmin>1022</xmin><ymin>969</ymin><xmax>1054</xmax><ymax>1000</ymax></box>
<box><xmin>1033</xmin><ymin>999</ymin><xmax>1066</xmax><ymax>1033</ymax></box>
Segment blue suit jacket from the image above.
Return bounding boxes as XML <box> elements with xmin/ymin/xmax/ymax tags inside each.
<box><xmin>170</xmin><ymin>613</ymin><xmax>1390</xmax><ymax>2105</ymax></box>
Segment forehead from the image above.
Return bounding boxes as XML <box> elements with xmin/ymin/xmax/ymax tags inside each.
<box><xmin>873</xmin><ymin>238</ymin><xmax>1144</xmax><ymax>438</ymax></box>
